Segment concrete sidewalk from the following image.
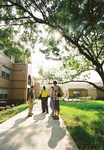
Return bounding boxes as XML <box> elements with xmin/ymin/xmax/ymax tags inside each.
<box><xmin>0</xmin><ymin>101</ymin><xmax>79</xmax><ymax>150</ymax></box>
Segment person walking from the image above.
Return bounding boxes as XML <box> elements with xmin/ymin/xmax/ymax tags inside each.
<box><xmin>50</xmin><ymin>86</ymin><xmax>55</xmax><ymax>116</ymax></box>
<box><xmin>28</xmin><ymin>86</ymin><xmax>35</xmax><ymax>117</ymax></box>
<box><xmin>40</xmin><ymin>86</ymin><xmax>49</xmax><ymax>114</ymax></box>
<box><xmin>53</xmin><ymin>81</ymin><xmax>60</xmax><ymax>120</ymax></box>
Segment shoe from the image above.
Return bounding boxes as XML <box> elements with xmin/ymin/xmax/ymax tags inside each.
<box><xmin>53</xmin><ymin>116</ymin><xmax>59</xmax><ymax>120</ymax></box>
<box><xmin>28</xmin><ymin>115</ymin><xmax>32</xmax><ymax>117</ymax></box>
<box><xmin>42</xmin><ymin>111</ymin><xmax>45</xmax><ymax>113</ymax></box>
<box><xmin>52</xmin><ymin>115</ymin><xmax>56</xmax><ymax>118</ymax></box>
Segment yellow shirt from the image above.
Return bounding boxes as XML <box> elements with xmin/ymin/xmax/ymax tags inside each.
<box><xmin>41</xmin><ymin>90</ymin><xmax>49</xmax><ymax>97</ymax></box>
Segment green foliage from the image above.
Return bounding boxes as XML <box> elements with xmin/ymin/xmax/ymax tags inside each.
<box><xmin>0</xmin><ymin>0</ymin><xmax>104</xmax><ymax>87</ymax></box>
<box><xmin>60</xmin><ymin>101</ymin><xmax>104</xmax><ymax>150</ymax></box>
<box><xmin>38</xmin><ymin>66</ymin><xmax>63</xmax><ymax>84</ymax></box>
<box><xmin>0</xmin><ymin>28</ymin><xmax>31</xmax><ymax>61</ymax></box>
<box><xmin>79</xmin><ymin>96</ymin><xmax>96</xmax><ymax>100</ymax></box>
<box><xmin>0</xmin><ymin>102</ymin><xmax>37</xmax><ymax>124</ymax></box>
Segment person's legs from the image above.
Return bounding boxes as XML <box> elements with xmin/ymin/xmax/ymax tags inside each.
<box><xmin>54</xmin><ymin>110</ymin><xmax>57</xmax><ymax>116</ymax></box>
<box><xmin>50</xmin><ymin>98</ymin><xmax>54</xmax><ymax>114</ymax></box>
<box><xmin>30</xmin><ymin>100</ymin><xmax>34</xmax><ymax>115</ymax></box>
<box><xmin>54</xmin><ymin>100</ymin><xmax>57</xmax><ymax>116</ymax></box>
<box><xmin>45</xmin><ymin>97</ymin><xmax>48</xmax><ymax>113</ymax></box>
<box><xmin>53</xmin><ymin>100</ymin><xmax>60</xmax><ymax>119</ymax></box>
<box><xmin>28</xmin><ymin>101</ymin><xmax>32</xmax><ymax>116</ymax></box>
<box><xmin>57</xmin><ymin>110</ymin><xmax>60</xmax><ymax>117</ymax></box>
<box><xmin>51</xmin><ymin>98</ymin><xmax>54</xmax><ymax>114</ymax></box>
<box><xmin>50</xmin><ymin>98</ymin><xmax>52</xmax><ymax>111</ymax></box>
<box><xmin>42</xmin><ymin>98</ymin><xmax>45</xmax><ymax>112</ymax></box>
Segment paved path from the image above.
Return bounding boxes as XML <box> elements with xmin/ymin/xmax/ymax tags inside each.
<box><xmin>0</xmin><ymin>101</ymin><xmax>78</xmax><ymax>150</ymax></box>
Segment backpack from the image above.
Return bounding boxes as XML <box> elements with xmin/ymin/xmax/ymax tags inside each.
<box><xmin>57</xmin><ymin>86</ymin><xmax>63</xmax><ymax>97</ymax></box>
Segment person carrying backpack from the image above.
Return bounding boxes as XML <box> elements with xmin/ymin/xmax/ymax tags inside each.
<box><xmin>53</xmin><ymin>81</ymin><xmax>60</xmax><ymax>120</ymax></box>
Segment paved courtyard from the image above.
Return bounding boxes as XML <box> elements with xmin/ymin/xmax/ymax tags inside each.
<box><xmin>0</xmin><ymin>101</ymin><xmax>78</xmax><ymax>150</ymax></box>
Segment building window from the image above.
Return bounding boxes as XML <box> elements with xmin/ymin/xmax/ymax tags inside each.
<box><xmin>73</xmin><ymin>91</ymin><xmax>80</xmax><ymax>97</ymax></box>
<box><xmin>1</xmin><ymin>66</ymin><xmax>10</xmax><ymax>79</ymax></box>
<box><xmin>9</xmin><ymin>55</ymin><xmax>11</xmax><ymax>60</ymax></box>
<box><xmin>28</xmin><ymin>75</ymin><xmax>31</xmax><ymax>86</ymax></box>
<box><xmin>0</xmin><ymin>89</ymin><xmax>8</xmax><ymax>100</ymax></box>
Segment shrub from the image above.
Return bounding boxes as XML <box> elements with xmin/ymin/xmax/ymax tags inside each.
<box><xmin>5</xmin><ymin>105</ymin><xmax>11</xmax><ymax>109</ymax></box>
<box><xmin>79</xmin><ymin>96</ymin><xmax>96</xmax><ymax>100</ymax></box>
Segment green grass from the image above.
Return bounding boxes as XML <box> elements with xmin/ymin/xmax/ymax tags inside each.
<box><xmin>0</xmin><ymin>102</ymin><xmax>36</xmax><ymax>124</ymax></box>
<box><xmin>60</xmin><ymin>101</ymin><xmax>104</xmax><ymax>150</ymax></box>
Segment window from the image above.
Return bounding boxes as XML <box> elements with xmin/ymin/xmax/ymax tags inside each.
<box><xmin>2</xmin><ymin>66</ymin><xmax>6</xmax><ymax>77</ymax></box>
<box><xmin>6</xmin><ymin>68</ymin><xmax>10</xmax><ymax>78</ymax></box>
<box><xmin>0</xmin><ymin>89</ymin><xmax>8</xmax><ymax>100</ymax></box>
<box><xmin>73</xmin><ymin>91</ymin><xmax>80</xmax><ymax>97</ymax></box>
<box><xmin>1</xmin><ymin>66</ymin><xmax>10</xmax><ymax>79</ymax></box>
<box><xmin>9</xmin><ymin>55</ymin><xmax>11</xmax><ymax>60</ymax></box>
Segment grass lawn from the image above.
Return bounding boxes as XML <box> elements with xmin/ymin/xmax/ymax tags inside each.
<box><xmin>0</xmin><ymin>102</ymin><xmax>37</xmax><ymax>124</ymax></box>
<box><xmin>60</xmin><ymin>101</ymin><xmax>104</xmax><ymax>150</ymax></box>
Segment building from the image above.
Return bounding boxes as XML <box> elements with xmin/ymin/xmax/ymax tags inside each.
<box><xmin>0</xmin><ymin>52</ymin><xmax>36</xmax><ymax>105</ymax></box>
<box><xmin>87</xmin><ymin>80</ymin><xmax>104</xmax><ymax>98</ymax></box>
<box><xmin>34</xmin><ymin>82</ymin><xmax>41</xmax><ymax>98</ymax></box>
<box><xmin>64</xmin><ymin>82</ymin><xmax>88</xmax><ymax>98</ymax></box>
<box><xmin>63</xmin><ymin>81</ymin><xmax>104</xmax><ymax>99</ymax></box>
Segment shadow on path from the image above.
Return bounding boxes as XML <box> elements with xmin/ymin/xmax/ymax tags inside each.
<box><xmin>33</xmin><ymin>113</ymin><xmax>46</xmax><ymax>123</ymax></box>
<box><xmin>46</xmin><ymin>116</ymin><xmax>66</xmax><ymax>149</ymax></box>
<box><xmin>11</xmin><ymin>116</ymin><xmax>28</xmax><ymax>128</ymax></box>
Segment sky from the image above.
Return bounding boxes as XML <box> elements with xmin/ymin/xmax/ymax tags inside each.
<box><xmin>31</xmin><ymin>41</ymin><xmax>102</xmax><ymax>84</ymax></box>
<box><xmin>31</xmin><ymin>43</ymin><xmax>61</xmax><ymax>77</ymax></box>
<box><xmin>31</xmin><ymin>46</ymin><xmax>102</xmax><ymax>84</ymax></box>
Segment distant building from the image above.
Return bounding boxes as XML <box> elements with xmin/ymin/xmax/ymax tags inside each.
<box><xmin>34</xmin><ymin>82</ymin><xmax>41</xmax><ymax>98</ymax></box>
<box><xmin>63</xmin><ymin>80</ymin><xmax>104</xmax><ymax>98</ymax></box>
<box><xmin>0</xmin><ymin>52</ymin><xmax>40</xmax><ymax>105</ymax></box>
<box><xmin>87</xmin><ymin>80</ymin><xmax>104</xmax><ymax>98</ymax></box>
<box><xmin>63</xmin><ymin>83</ymin><xmax>88</xmax><ymax>98</ymax></box>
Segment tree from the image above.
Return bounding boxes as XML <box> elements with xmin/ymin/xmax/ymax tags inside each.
<box><xmin>0</xmin><ymin>0</ymin><xmax>104</xmax><ymax>91</ymax></box>
<box><xmin>38</xmin><ymin>66</ymin><xmax>63</xmax><ymax>84</ymax></box>
<box><xmin>0</xmin><ymin>28</ymin><xmax>31</xmax><ymax>62</ymax></box>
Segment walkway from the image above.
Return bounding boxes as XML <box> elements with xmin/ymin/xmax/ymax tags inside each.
<box><xmin>0</xmin><ymin>101</ymin><xmax>78</xmax><ymax>150</ymax></box>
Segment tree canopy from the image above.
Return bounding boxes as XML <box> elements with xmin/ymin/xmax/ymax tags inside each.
<box><xmin>0</xmin><ymin>27</ymin><xmax>31</xmax><ymax>62</ymax></box>
<box><xmin>0</xmin><ymin>0</ymin><xmax>104</xmax><ymax>91</ymax></box>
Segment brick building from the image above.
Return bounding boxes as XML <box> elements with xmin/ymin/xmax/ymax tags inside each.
<box><xmin>65</xmin><ymin>83</ymin><xmax>88</xmax><ymax>98</ymax></box>
<box><xmin>63</xmin><ymin>81</ymin><xmax>104</xmax><ymax>98</ymax></box>
<box><xmin>0</xmin><ymin>52</ymin><xmax>37</xmax><ymax>105</ymax></box>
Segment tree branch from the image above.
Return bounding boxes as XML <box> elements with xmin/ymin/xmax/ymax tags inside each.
<box><xmin>32</xmin><ymin>0</ymin><xmax>48</xmax><ymax>23</ymax></box>
<box><xmin>0</xmin><ymin>16</ymin><xmax>32</xmax><ymax>21</ymax></box>
<box><xmin>8</xmin><ymin>0</ymin><xmax>48</xmax><ymax>25</ymax></box>
<box><xmin>0</xmin><ymin>4</ymin><xmax>13</xmax><ymax>8</ymax></box>
<box><xmin>81</xmin><ymin>44</ymin><xmax>93</xmax><ymax>58</ymax></box>
<box><xmin>96</xmin><ymin>44</ymin><xmax>104</xmax><ymax>60</ymax></box>
<box><xmin>0</xmin><ymin>21</ymin><xmax>32</xmax><ymax>27</ymax></box>
<box><xmin>58</xmin><ymin>80</ymin><xmax>104</xmax><ymax>92</ymax></box>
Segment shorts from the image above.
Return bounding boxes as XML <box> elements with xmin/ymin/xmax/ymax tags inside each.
<box><xmin>54</xmin><ymin>100</ymin><xmax>60</xmax><ymax>111</ymax></box>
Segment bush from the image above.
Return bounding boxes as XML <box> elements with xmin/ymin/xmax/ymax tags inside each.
<box><xmin>59</xmin><ymin>97</ymin><xmax>65</xmax><ymax>101</ymax></box>
<box><xmin>11</xmin><ymin>104</ymin><xmax>14</xmax><ymax>107</ymax></box>
<box><xmin>5</xmin><ymin>105</ymin><xmax>11</xmax><ymax>110</ymax></box>
<box><xmin>79</xmin><ymin>96</ymin><xmax>96</xmax><ymax>100</ymax></box>
<box><xmin>0</xmin><ymin>107</ymin><xmax>5</xmax><ymax>111</ymax></box>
